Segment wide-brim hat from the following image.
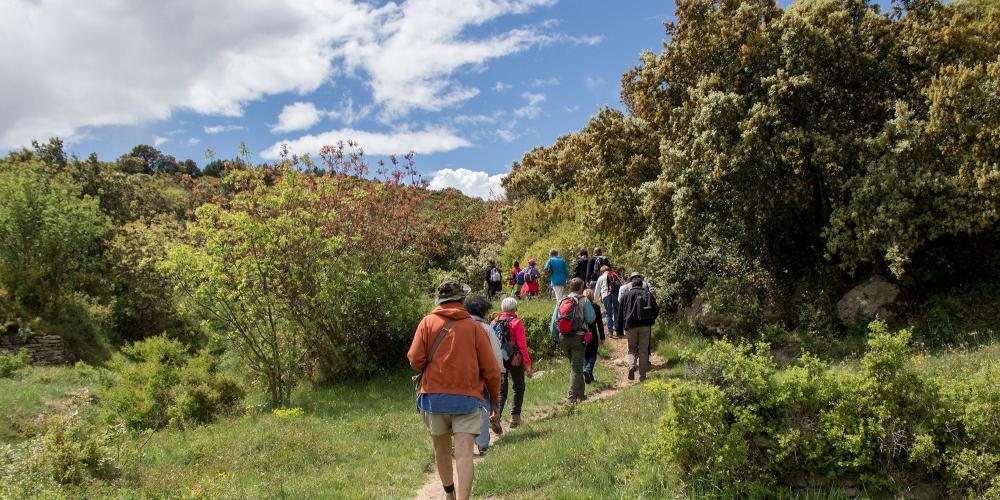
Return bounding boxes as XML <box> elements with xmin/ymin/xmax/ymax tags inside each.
<box><xmin>436</xmin><ymin>280</ymin><xmax>471</xmax><ymax>305</ymax></box>
<box><xmin>627</xmin><ymin>272</ymin><xmax>644</xmax><ymax>281</ymax></box>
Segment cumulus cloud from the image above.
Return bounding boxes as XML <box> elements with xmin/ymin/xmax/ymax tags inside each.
<box><xmin>429</xmin><ymin>168</ymin><xmax>506</xmax><ymax>200</ymax></box>
<box><xmin>271</xmin><ymin>102</ymin><xmax>323</xmax><ymax>133</ymax></box>
<box><xmin>203</xmin><ymin>124</ymin><xmax>248</xmax><ymax>134</ymax></box>
<box><xmin>261</xmin><ymin>127</ymin><xmax>470</xmax><ymax>158</ymax></box>
<box><xmin>513</xmin><ymin>92</ymin><xmax>546</xmax><ymax>119</ymax></box>
<box><xmin>1</xmin><ymin>0</ymin><xmax>598</xmax><ymax>148</ymax></box>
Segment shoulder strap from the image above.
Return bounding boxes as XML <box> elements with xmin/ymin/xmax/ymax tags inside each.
<box><xmin>426</xmin><ymin>319</ymin><xmax>457</xmax><ymax>367</ymax></box>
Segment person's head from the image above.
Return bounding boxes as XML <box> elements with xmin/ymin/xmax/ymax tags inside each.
<box><xmin>549</xmin><ymin>248</ymin><xmax>558</xmax><ymax>257</ymax></box>
<box><xmin>579</xmin><ymin>249</ymin><xmax>589</xmax><ymax>258</ymax></box>
<box><xmin>513</xmin><ymin>260</ymin><xmax>520</xmax><ymax>268</ymax></box>
<box><xmin>628</xmin><ymin>272</ymin><xmax>644</xmax><ymax>287</ymax></box>
<box><xmin>464</xmin><ymin>296</ymin><xmax>492</xmax><ymax>319</ymax></box>
<box><xmin>594</xmin><ymin>247</ymin><xmax>602</xmax><ymax>256</ymax></box>
<box><xmin>600</xmin><ymin>265</ymin><xmax>610</xmax><ymax>273</ymax></box>
<box><xmin>501</xmin><ymin>297</ymin><xmax>519</xmax><ymax>313</ymax></box>
<box><xmin>569</xmin><ymin>277</ymin><xmax>586</xmax><ymax>294</ymax></box>
<box><xmin>488</xmin><ymin>259</ymin><xmax>496</xmax><ymax>267</ymax></box>
<box><xmin>528</xmin><ymin>258</ymin><xmax>537</xmax><ymax>267</ymax></box>
<box><xmin>583</xmin><ymin>288</ymin><xmax>595</xmax><ymax>302</ymax></box>
<box><xmin>436</xmin><ymin>280</ymin><xmax>471</xmax><ymax>305</ymax></box>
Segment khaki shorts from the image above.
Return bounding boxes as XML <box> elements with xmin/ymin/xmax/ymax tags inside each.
<box><xmin>421</xmin><ymin>410</ymin><xmax>481</xmax><ymax>436</ymax></box>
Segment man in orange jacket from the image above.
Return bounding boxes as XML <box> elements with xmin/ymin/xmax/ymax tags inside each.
<box><xmin>408</xmin><ymin>280</ymin><xmax>502</xmax><ymax>500</ymax></box>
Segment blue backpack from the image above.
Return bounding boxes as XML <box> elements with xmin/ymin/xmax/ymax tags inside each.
<box><xmin>515</xmin><ymin>270</ymin><xmax>525</xmax><ymax>285</ymax></box>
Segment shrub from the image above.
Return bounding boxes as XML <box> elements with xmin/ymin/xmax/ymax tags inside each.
<box><xmin>0</xmin><ymin>351</ymin><xmax>30</xmax><ymax>378</ymax></box>
<box><xmin>102</xmin><ymin>336</ymin><xmax>243</xmax><ymax>430</ymax></box>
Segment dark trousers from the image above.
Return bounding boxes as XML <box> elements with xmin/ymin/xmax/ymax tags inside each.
<box><xmin>584</xmin><ymin>335</ymin><xmax>599</xmax><ymax>373</ymax></box>
<box><xmin>499</xmin><ymin>361</ymin><xmax>526</xmax><ymax>416</ymax></box>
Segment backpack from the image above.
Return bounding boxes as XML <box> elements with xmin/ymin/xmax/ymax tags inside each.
<box><xmin>556</xmin><ymin>295</ymin><xmax>585</xmax><ymax>334</ymax></box>
<box><xmin>489</xmin><ymin>267</ymin><xmax>502</xmax><ymax>284</ymax></box>
<box><xmin>515</xmin><ymin>270</ymin><xmax>525</xmax><ymax>285</ymax></box>
<box><xmin>524</xmin><ymin>267</ymin><xmax>539</xmax><ymax>283</ymax></box>
<box><xmin>633</xmin><ymin>287</ymin><xmax>660</xmax><ymax>322</ymax></box>
<box><xmin>607</xmin><ymin>272</ymin><xmax>622</xmax><ymax>295</ymax></box>
<box><xmin>492</xmin><ymin>317</ymin><xmax>517</xmax><ymax>361</ymax></box>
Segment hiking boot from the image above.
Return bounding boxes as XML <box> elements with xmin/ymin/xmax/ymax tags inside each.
<box><xmin>510</xmin><ymin>414</ymin><xmax>521</xmax><ymax>428</ymax></box>
<box><xmin>490</xmin><ymin>416</ymin><xmax>503</xmax><ymax>435</ymax></box>
<box><xmin>627</xmin><ymin>366</ymin><xmax>636</xmax><ymax>381</ymax></box>
<box><xmin>584</xmin><ymin>371</ymin><xmax>594</xmax><ymax>384</ymax></box>
<box><xmin>638</xmin><ymin>375</ymin><xmax>647</xmax><ymax>382</ymax></box>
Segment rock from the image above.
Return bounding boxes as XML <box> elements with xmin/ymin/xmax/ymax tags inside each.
<box><xmin>0</xmin><ymin>334</ymin><xmax>74</xmax><ymax>365</ymax></box>
<box><xmin>683</xmin><ymin>295</ymin><xmax>733</xmax><ymax>331</ymax></box>
<box><xmin>834</xmin><ymin>276</ymin><xmax>900</xmax><ymax>324</ymax></box>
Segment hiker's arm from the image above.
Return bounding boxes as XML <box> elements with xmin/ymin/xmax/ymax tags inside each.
<box><xmin>549</xmin><ymin>307</ymin><xmax>559</xmax><ymax>340</ymax></box>
<box><xmin>476</xmin><ymin>327</ymin><xmax>502</xmax><ymax>406</ymax></box>
<box><xmin>406</xmin><ymin>320</ymin><xmax>427</xmax><ymax>371</ymax></box>
<box><xmin>596</xmin><ymin>309</ymin><xmax>605</xmax><ymax>340</ymax></box>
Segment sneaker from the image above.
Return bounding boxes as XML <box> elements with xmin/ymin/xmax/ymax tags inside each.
<box><xmin>477</xmin><ymin>446</ymin><xmax>489</xmax><ymax>457</ymax></box>
<box><xmin>490</xmin><ymin>417</ymin><xmax>503</xmax><ymax>435</ymax></box>
<box><xmin>510</xmin><ymin>414</ymin><xmax>521</xmax><ymax>428</ymax></box>
<box><xmin>628</xmin><ymin>367</ymin><xmax>636</xmax><ymax>380</ymax></box>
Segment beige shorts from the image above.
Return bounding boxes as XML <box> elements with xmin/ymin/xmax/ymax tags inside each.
<box><xmin>421</xmin><ymin>410</ymin><xmax>482</xmax><ymax>436</ymax></box>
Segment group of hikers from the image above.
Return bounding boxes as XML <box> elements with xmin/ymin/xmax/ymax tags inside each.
<box><xmin>411</xmin><ymin>248</ymin><xmax>659</xmax><ymax>500</ymax></box>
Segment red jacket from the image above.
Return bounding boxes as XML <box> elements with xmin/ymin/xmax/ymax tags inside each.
<box><xmin>407</xmin><ymin>302</ymin><xmax>501</xmax><ymax>404</ymax></box>
<box><xmin>495</xmin><ymin>312</ymin><xmax>532</xmax><ymax>370</ymax></box>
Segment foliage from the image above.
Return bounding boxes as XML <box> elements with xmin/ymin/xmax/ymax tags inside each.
<box><xmin>0</xmin><ymin>351</ymin><xmax>30</xmax><ymax>378</ymax></box>
<box><xmin>644</xmin><ymin>320</ymin><xmax>1000</xmax><ymax>495</ymax></box>
<box><xmin>102</xmin><ymin>336</ymin><xmax>243</xmax><ymax>430</ymax></box>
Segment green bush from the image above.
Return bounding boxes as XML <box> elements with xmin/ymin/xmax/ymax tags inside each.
<box><xmin>102</xmin><ymin>336</ymin><xmax>243</xmax><ymax>430</ymax></box>
<box><xmin>0</xmin><ymin>351</ymin><xmax>30</xmax><ymax>378</ymax></box>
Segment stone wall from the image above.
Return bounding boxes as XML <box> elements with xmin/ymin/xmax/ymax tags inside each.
<box><xmin>0</xmin><ymin>333</ymin><xmax>75</xmax><ymax>365</ymax></box>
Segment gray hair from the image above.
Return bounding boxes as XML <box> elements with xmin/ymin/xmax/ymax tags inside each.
<box><xmin>501</xmin><ymin>297</ymin><xmax>519</xmax><ymax>313</ymax></box>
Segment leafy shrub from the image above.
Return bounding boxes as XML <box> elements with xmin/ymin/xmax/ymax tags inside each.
<box><xmin>0</xmin><ymin>351</ymin><xmax>30</xmax><ymax>378</ymax></box>
<box><xmin>102</xmin><ymin>336</ymin><xmax>243</xmax><ymax>430</ymax></box>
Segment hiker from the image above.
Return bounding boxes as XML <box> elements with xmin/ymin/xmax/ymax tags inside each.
<box><xmin>616</xmin><ymin>266</ymin><xmax>651</xmax><ymax>337</ymax></box>
<box><xmin>519</xmin><ymin>259</ymin><xmax>541</xmax><ymax>299</ymax></box>
<box><xmin>465</xmin><ymin>296</ymin><xmax>504</xmax><ymax>456</ymax></box>
<box><xmin>550</xmin><ymin>278</ymin><xmax>596</xmax><ymax>403</ymax></box>
<box><xmin>510</xmin><ymin>260</ymin><xmax>522</xmax><ymax>297</ymax></box>
<box><xmin>588</xmin><ymin>248</ymin><xmax>612</xmax><ymax>289</ymax></box>
<box><xmin>484</xmin><ymin>260</ymin><xmax>503</xmax><ymax>300</ymax></box>
<box><xmin>408</xmin><ymin>281</ymin><xmax>501</xmax><ymax>500</ymax></box>
<box><xmin>543</xmin><ymin>249</ymin><xmax>569</xmax><ymax>301</ymax></box>
<box><xmin>594</xmin><ymin>265</ymin><xmax>621</xmax><ymax>337</ymax></box>
<box><xmin>492</xmin><ymin>297</ymin><xmax>533</xmax><ymax>429</ymax></box>
<box><xmin>620</xmin><ymin>273</ymin><xmax>660</xmax><ymax>382</ymax></box>
<box><xmin>573</xmin><ymin>249</ymin><xmax>590</xmax><ymax>282</ymax></box>
<box><xmin>582</xmin><ymin>288</ymin><xmax>605</xmax><ymax>384</ymax></box>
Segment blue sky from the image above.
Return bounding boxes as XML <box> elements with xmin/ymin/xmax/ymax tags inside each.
<box><xmin>1</xmin><ymin>0</ymin><xmax>673</xmax><ymax>198</ymax></box>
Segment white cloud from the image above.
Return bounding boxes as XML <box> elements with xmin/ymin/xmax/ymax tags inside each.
<box><xmin>496</xmin><ymin>129</ymin><xmax>520</xmax><ymax>143</ymax></box>
<box><xmin>493</xmin><ymin>81</ymin><xmax>512</xmax><ymax>92</ymax></box>
<box><xmin>271</xmin><ymin>102</ymin><xmax>323</xmax><ymax>133</ymax></box>
<box><xmin>513</xmin><ymin>92</ymin><xmax>546</xmax><ymax>119</ymax></box>
<box><xmin>429</xmin><ymin>168</ymin><xmax>506</xmax><ymax>200</ymax></box>
<box><xmin>153</xmin><ymin>136</ymin><xmax>168</xmax><ymax>147</ymax></box>
<box><xmin>203</xmin><ymin>124</ymin><xmax>248</xmax><ymax>134</ymax></box>
<box><xmin>564</xmin><ymin>104</ymin><xmax>580</xmax><ymax>113</ymax></box>
<box><xmin>530</xmin><ymin>77</ymin><xmax>560</xmax><ymax>87</ymax></box>
<box><xmin>187</xmin><ymin>137</ymin><xmax>201</xmax><ymax>146</ymax></box>
<box><xmin>326</xmin><ymin>96</ymin><xmax>372</xmax><ymax>126</ymax></box>
<box><xmin>1</xmin><ymin>0</ymin><xmax>600</xmax><ymax>149</ymax></box>
<box><xmin>261</xmin><ymin>127</ymin><xmax>470</xmax><ymax>158</ymax></box>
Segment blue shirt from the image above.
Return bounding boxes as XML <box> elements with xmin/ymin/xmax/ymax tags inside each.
<box><xmin>544</xmin><ymin>257</ymin><xmax>569</xmax><ymax>286</ymax></box>
<box><xmin>417</xmin><ymin>393</ymin><xmax>487</xmax><ymax>414</ymax></box>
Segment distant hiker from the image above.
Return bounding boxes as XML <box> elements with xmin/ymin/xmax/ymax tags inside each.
<box><xmin>509</xmin><ymin>260</ymin><xmax>522</xmax><ymax>297</ymax></box>
<box><xmin>573</xmin><ymin>249</ymin><xmax>590</xmax><ymax>282</ymax></box>
<box><xmin>519</xmin><ymin>259</ymin><xmax>541</xmax><ymax>299</ymax></box>
<box><xmin>484</xmin><ymin>260</ymin><xmax>503</xmax><ymax>300</ymax></box>
<box><xmin>616</xmin><ymin>266</ymin><xmax>651</xmax><ymax>337</ymax></box>
<box><xmin>582</xmin><ymin>288</ymin><xmax>605</xmax><ymax>384</ymax></box>
<box><xmin>588</xmin><ymin>248</ymin><xmax>612</xmax><ymax>289</ymax></box>
<box><xmin>550</xmin><ymin>277</ymin><xmax>596</xmax><ymax>403</ymax></box>
<box><xmin>465</xmin><ymin>296</ymin><xmax>503</xmax><ymax>456</ymax></box>
<box><xmin>620</xmin><ymin>273</ymin><xmax>660</xmax><ymax>382</ymax></box>
<box><xmin>594</xmin><ymin>265</ymin><xmax>622</xmax><ymax>337</ymax></box>
<box><xmin>492</xmin><ymin>297</ymin><xmax>533</xmax><ymax>429</ymax></box>
<box><xmin>408</xmin><ymin>280</ymin><xmax>501</xmax><ymax>500</ymax></box>
<box><xmin>543</xmin><ymin>248</ymin><xmax>569</xmax><ymax>301</ymax></box>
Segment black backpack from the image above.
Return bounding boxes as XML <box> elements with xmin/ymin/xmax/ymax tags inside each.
<box><xmin>492</xmin><ymin>317</ymin><xmax>517</xmax><ymax>361</ymax></box>
<box><xmin>633</xmin><ymin>287</ymin><xmax>660</xmax><ymax>322</ymax></box>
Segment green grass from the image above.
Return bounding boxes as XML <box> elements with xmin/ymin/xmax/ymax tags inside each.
<box><xmin>0</xmin><ymin>363</ymin><xmax>105</xmax><ymax>443</ymax></box>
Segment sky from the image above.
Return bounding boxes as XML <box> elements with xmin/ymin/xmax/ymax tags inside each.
<box><xmin>0</xmin><ymin>0</ymin><xmax>675</xmax><ymax>199</ymax></box>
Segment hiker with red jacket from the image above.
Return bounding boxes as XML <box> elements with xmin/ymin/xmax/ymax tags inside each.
<box><xmin>508</xmin><ymin>260</ymin><xmax>521</xmax><ymax>296</ymax></box>
<box><xmin>519</xmin><ymin>259</ymin><xmax>541</xmax><ymax>299</ymax></box>
<box><xmin>491</xmin><ymin>297</ymin><xmax>533</xmax><ymax>429</ymax></box>
<box><xmin>408</xmin><ymin>280</ymin><xmax>502</xmax><ymax>500</ymax></box>
<box><xmin>549</xmin><ymin>278</ymin><xmax>596</xmax><ymax>403</ymax></box>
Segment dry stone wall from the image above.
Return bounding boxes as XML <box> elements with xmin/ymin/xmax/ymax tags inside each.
<box><xmin>0</xmin><ymin>333</ymin><xmax>75</xmax><ymax>365</ymax></box>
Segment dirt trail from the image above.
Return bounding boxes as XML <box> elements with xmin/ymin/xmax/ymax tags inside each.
<box><xmin>413</xmin><ymin>333</ymin><xmax>664</xmax><ymax>500</ymax></box>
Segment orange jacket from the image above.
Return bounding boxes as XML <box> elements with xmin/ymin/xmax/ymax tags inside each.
<box><xmin>407</xmin><ymin>302</ymin><xmax>501</xmax><ymax>405</ymax></box>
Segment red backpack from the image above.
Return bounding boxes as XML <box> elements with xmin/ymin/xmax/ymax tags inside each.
<box><xmin>556</xmin><ymin>296</ymin><xmax>584</xmax><ymax>334</ymax></box>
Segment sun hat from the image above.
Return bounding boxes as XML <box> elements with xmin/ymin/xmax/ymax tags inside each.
<box><xmin>627</xmin><ymin>272</ymin><xmax>644</xmax><ymax>281</ymax></box>
<box><xmin>436</xmin><ymin>280</ymin><xmax>471</xmax><ymax>305</ymax></box>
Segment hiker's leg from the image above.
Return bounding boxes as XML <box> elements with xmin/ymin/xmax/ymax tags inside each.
<box><xmin>431</xmin><ymin>433</ymin><xmax>454</xmax><ymax>489</ymax></box>
<box><xmin>560</xmin><ymin>336</ymin><xmax>576</xmax><ymax>399</ymax></box>
<box><xmin>509</xmin><ymin>364</ymin><xmax>526</xmax><ymax>416</ymax></box>
<box><xmin>626</xmin><ymin>327</ymin><xmax>639</xmax><ymax>369</ymax></box>
<box><xmin>498</xmin><ymin>369</ymin><xmax>510</xmax><ymax>417</ymax></box>
<box><xmin>453</xmin><ymin>432</ymin><xmax>476</xmax><ymax>500</ymax></box>
<box><xmin>569</xmin><ymin>339</ymin><xmax>586</xmax><ymax>399</ymax></box>
<box><xmin>475</xmin><ymin>408</ymin><xmax>489</xmax><ymax>451</ymax></box>
<box><xmin>583</xmin><ymin>337</ymin><xmax>598</xmax><ymax>373</ymax></box>
<box><xmin>638</xmin><ymin>327</ymin><xmax>651</xmax><ymax>378</ymax></box>
<box><xmin>602</xmin><ymin>295</ymin><xmax>614</xmax><ymax>333</ymax></box>
<box><xmin>553</xmin><ymin>285</ymin><xmax>564</xmax><ymax>301</ymax></box>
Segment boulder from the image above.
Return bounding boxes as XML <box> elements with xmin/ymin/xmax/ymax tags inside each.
<box><xmin>834</xmin><ymin>276</ymin><xmax>900</xmax><ymax>324</ymax></box>
<box><xmin>683</xmin><ymin>295</ymin><xmax>733</xmax><ymax>331</ymax></box>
